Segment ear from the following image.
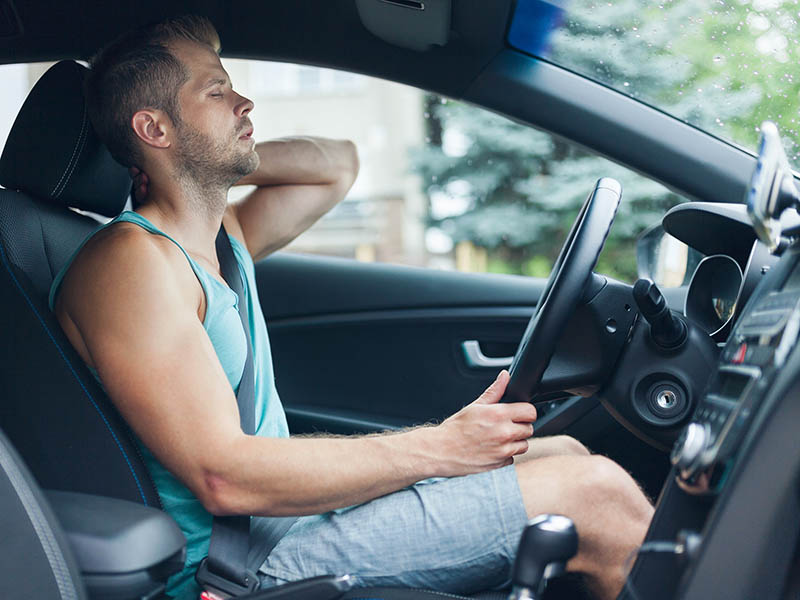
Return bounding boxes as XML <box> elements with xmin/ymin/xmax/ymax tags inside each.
<box><xmin>131</xmin><ymin>110</ymin><xmax>172</xmax><ymax>149</ymax></box>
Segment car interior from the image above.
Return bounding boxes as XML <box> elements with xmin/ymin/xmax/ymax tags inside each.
<box><xmin>2</xmin><ymin>1</ymin><xmax>800</xmax><ymax>600</ymax></box>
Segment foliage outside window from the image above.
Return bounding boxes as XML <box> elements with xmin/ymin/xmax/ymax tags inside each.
<box><xmin>512</xmin><ymin>0</ymin><xmax>800</xmax><ymax>166</ymax></box>
<box><xmin>411</xmin><ymin>97</ymin><xmax>683</xmax><ymax>282</ymax></box>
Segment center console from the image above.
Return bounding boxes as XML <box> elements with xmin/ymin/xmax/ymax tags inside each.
<box><xmin>623</xmin><ymin>241</ymin><xmax>800</xmax><ymax>600</ymax></box>
<box><xmin>671</xmin><ymin>244</ymin><xmax>800</xmax><ymax>495</ymax></box>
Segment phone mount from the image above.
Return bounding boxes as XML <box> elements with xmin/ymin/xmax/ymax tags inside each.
<box><xmin>746</xmin><ymin>121</ymin><xmax>800</xmax><ymax>251</ymax></box>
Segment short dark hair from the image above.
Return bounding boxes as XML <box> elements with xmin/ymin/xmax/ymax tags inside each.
<box><xmin>85</xmin><ymin>15</ymin><xmax>221</xmax><ymax>167</ymax></box>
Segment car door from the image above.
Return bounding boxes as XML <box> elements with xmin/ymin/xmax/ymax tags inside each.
<box><xmin>257</xmin><ymin>252</ymin><xmax>544</xmax><ymax>434</ymax></box>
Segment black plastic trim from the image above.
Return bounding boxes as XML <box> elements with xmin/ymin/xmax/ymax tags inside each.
<box><xmin>270</xmin><ymin>306</ymin><xmax>535</xmax><ymax>329</ymax></box>
<box><xmin>465</xmin><ymin>49</ymin><xmax>754</xmax><ymax>205</ymax></box>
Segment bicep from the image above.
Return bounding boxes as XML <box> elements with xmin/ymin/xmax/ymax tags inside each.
<box><xmin>63</xmin><ymin>250</ymin><xmax>243</xmax><ymax>494</ymax></box>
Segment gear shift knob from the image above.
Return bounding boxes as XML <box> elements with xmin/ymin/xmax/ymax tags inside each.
<box><xmin>508</xmin><ymin>514</ymin><xmax>578</xmax><ymax>600</ymax></box>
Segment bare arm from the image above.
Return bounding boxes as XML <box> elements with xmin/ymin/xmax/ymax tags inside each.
<box><xmin>231</xmin><ymin>137</ymin><xmax>359</xmax><ymax>260</ymax></box>
<box><xmin>56</xmin><ymin>230</ymin><xmax>535</xmax><ymax>518</ymax></box>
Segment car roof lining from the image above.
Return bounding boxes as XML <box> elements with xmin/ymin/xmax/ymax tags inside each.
<box><xmin>3</xmin><ymin>0</ymin><xmax>513</xmax><ymax>98</ymax></box>
<box><xmin>2</xmin><ymin>0</ymin><xmax>754</xmax><ymax>205</ymax></box>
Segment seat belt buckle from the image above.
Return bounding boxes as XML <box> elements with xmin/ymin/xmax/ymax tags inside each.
<box><xmin>196</xmin><ymin>557</ymin><xmax>260</xmax><ymax>599</ymax></box>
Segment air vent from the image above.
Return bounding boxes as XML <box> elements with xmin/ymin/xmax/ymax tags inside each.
<box><xmin>0</xmin><ymin>0</ymin><xmax>22</xmax><ymax>39</ymax></box>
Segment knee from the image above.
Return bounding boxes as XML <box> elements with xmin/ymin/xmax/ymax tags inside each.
<box><xmin>579</xmin><ymin>455</ymin><xmax>652</xmax><ymax>520</ymax></box>
<box><xmin>550</xmin><ymin>435</ymin><xmax>590</xmax><ymax>456</ymax></box>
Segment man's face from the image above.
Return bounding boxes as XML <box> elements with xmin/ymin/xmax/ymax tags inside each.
<box><xmin>169</xmin><ymin>40</ymin><xmax>259</xmax><ymax>186</ymax></box>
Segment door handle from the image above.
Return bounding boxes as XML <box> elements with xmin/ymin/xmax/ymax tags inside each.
<box><xmin>461</xmin><ymin>340</ymin><xmax>514</xmax><ymax>368</ymax></box>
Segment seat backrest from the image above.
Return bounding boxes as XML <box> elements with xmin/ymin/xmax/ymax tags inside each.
<box><xmin>0</xmin><ymin>61</ymin><xmax>160</xmax><ymax>508</ymax></box>
<box><xmin>0</xmin><ymin>425</ymin><xmax>87</xmax><ymax>599</ymax></box>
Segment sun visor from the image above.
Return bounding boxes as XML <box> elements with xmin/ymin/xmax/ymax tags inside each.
<box><xmin>355</xmin><ymin>0</ymin><xmax>451</xmax><ymax>51</ymax></box>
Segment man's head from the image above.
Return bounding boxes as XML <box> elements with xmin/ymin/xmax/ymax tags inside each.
<box><xmin>86</xmin><ymin>15</ymin><xmax>258</xmax><ymax>191</ymax></box>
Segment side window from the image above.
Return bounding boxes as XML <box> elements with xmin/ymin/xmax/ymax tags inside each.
<box><xmin>0</xmin><ymin>63</ymin><xmax>53</xmax><ymax>153</ymax></box>
<box><xmin>225</xmin><ymin>59</ymin><xmax>687</xmax><ymax>283</ymax></box>
<box><xmin>1</xmin><ymin>60</ymin><xmax>688</xmax><ymax>285</ymax></box>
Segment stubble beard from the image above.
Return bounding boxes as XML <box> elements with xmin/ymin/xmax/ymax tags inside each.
<box><xmin>173</xmin><ymin>120</ymin><xmax>260</xmax><ymax>217</ymax></box>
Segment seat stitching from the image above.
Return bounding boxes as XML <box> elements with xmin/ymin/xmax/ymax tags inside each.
<box><xmin>0</xmin><ymin>238</ymin><xmax>148</xmax><ymax>505</ymax></box>
<box><xmin>53</xmin><ymin>106</ymin><xmax>89</xmax><ymax>200</ymax></box>
<box><xmin>51</xmin><ymin>104</ymin><xmax>88</xmax><ymax>199</ymax></box>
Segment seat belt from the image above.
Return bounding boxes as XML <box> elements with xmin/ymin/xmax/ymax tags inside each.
<box><xmin>196</xmin><ymin>225</ymin><xmax>297</xmax><ymax>598</ymax></box>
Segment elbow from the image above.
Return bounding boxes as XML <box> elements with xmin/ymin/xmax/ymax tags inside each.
<box><xmin>196</xmin><ymin>469</ymin><xmax>271</xmax><ymax>517</ymax></box>
<box><xmin>346</xmin><ymin>140</ymin><xmax>360</xmax><ymax>177</ymax></box>
<box><xmin>338</xmin><ymin>140</ymin><xmax>360</xmax><ymax>188</ymax></box>
<box><xmin>196</xmin><ymin>471</ymin><xmax>237</xmax><ymax>516</ymax></box>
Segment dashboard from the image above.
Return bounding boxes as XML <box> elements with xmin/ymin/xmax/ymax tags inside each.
<box><xmin>662</xmin><ymin>202</ymin><xmax>779</xmax><ymax>342</ymax></box>
<box><xmin>672</xmin><ymin>242</ymin><xmax>800</xmax><ymax>494</ymax></box>
<box><xmin>622</xmin><ymin>203</ymin><xmax>800</xmax><ymax>600</ymax></box>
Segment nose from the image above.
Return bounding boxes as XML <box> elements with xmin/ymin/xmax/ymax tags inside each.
<box><xmin>235</xmin><ymin>92</ymin><xmax>254</xmax><ymax>117</ymax></box>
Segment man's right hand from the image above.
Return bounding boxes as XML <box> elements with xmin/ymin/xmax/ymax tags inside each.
<box><xmin>129</xmin><ymin>166</ymin><xmax>149</xmax><ymax>204</ymax></box>
<box><xmin>428</xmin><ymin>370</ymin><xmax>537</xmax><ymax>477</ymax></box>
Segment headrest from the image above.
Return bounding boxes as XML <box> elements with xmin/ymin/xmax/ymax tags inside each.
<box><xmin>0</xmin><ymin>61</ymin><xmax>129</xmax><ymax>217</ymax></box>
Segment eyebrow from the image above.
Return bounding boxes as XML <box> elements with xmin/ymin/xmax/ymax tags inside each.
<box><xmin>199</xmin><ymin>76</ymin><xmax>228</xmax><ymax>91</ymax></box>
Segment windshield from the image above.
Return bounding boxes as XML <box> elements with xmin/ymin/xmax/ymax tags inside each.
<box><xmin>509</xmin><ymin>0</ymin><xmax>800</xmax><ymax>169</ymax></box>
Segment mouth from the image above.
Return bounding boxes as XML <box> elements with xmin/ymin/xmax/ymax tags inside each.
<box><xmin>238</xmin><ymin>126</ymin><xmax>254</xmax><ymax>140</ymax></box>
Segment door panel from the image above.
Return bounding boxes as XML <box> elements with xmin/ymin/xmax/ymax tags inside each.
<box><xmin>257</xmin><ymin>253</ymin><xmax>543</xmax><ymax>429</ymax></box>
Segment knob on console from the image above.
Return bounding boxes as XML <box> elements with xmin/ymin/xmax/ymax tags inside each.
<box><xmin>671</xmin><ymin>422</ymin><xmax>710</xmax><ymax>475</ymax></box>
<box><xmin>509</xmin><ymin>515</ymin><xmax>578</xmax><ymax>600</ymax></box>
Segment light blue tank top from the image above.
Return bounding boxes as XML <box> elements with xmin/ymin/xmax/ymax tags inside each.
<box><xmin>49</xmin><ymin>211</ymin><xmax>290</xmax><ymax>599</ymax></box>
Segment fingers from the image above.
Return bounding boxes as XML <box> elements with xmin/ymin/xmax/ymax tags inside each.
<box><xmin>474</xmin><ymin>370</ymin><xmax>510</xmax><ymax>405</ymax></box>
<box><xmin>510</xmin><ymin>422</ymin><xmax>534</xmax><ymax>440</ymax></box>
<box><xmin>504</xmin><ymin>402</ymin><xmax>537</xmax><ymax>423</ymax></box>
<box><xmin>509</xmin><ymin>439</ymin><xmax>529</xmax><ymax>456</ymax></box>
<box><xmin>128</xmin><ymin>168</ymin><xmax>149</xmax><ymax>203</ymax></box>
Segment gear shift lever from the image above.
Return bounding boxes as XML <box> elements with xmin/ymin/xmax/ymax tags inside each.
<box><xmin>508</xmin><ymin>515</ymin><xmax>578</xmax><ymax>600</ymax></box>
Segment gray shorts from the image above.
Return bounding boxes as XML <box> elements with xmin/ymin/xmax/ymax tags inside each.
<box><xmin>257</xmin><ymin>465</ymin><xmax>528</xmax><ymax>595</ymax></box>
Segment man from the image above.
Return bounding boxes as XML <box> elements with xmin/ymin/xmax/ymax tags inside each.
<box><xmin>51</xmin><ymin>15</ymin><xmax>653</xmax><ymax>600</ymax></box>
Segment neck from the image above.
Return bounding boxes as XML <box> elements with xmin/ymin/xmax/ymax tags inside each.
<box><xmin>135</xmin><ymin>175</ymin><xmax>230</xmax><ymax>267</ymax></box>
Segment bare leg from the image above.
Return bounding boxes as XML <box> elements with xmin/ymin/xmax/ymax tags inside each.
<box><xmin>514</xmin><ymin>455</ymin><xmax>653</xmax><ymax>600</ymax></box>
<box><xmin>514</xmin><ymin>434</ymin><xmax>590</xmax><ymax>463</ymax></box>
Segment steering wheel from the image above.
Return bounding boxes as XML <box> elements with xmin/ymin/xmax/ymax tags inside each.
<box><xmin>502</xmin><ymin>177</ymin><xmax>622</xmax><ymax>404</ymax></box>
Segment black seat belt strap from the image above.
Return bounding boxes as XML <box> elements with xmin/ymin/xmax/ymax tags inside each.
<box><xmin>196</xmin><ymin>225</ymin><xmax>297</xmax><ymax>598</ymax></box>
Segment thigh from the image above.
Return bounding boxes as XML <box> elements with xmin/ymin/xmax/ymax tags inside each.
<box><xmin>257</xmin><ymin>465</ymin><xmax>529</xmax><ymax>595</ymax></box>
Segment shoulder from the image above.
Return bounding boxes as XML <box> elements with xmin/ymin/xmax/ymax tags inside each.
<box><xmin>69</xmin><ymin>222</ymin><xmax>184</xmax><ymax>288</ymax></box>
<box><xmin>56</xmin><ymin>221</ymin><xmax>200</xmax><ymax>323</ymax></box>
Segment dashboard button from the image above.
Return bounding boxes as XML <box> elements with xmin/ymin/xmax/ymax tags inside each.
<box><xmin>732</xmin><ymin>343</ymin><xmax>747</xmax><ymax>364</ymax></box>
